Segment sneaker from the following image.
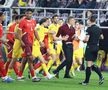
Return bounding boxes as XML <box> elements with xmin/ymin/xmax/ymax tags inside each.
<box><xmin>99</xmin><ymin>77</ymin><xmax>104</xmax><ymax>85</ymax></box>
<box><xmin>45</xmin><ymin>74</ymin><xmax>55</xmax><ymax>80</ymax></box>
<box><xmin>79</xmin><ymin>82</ymin><xmax>88</xmax><ymax>85</ymax></box>
<box><xmin>17</xmin><ymin>76</ymin><xmax>25</xmax><ymax>81</ymax></box>
<box><xmin>2</xmin><ymin>77</ymin><xmax>14</xmax><ymax>83</ymax></box>
<box><xmin>32</xmin><ymin>77</ymin><xmax>42</xmax><ymax>82</ymax></box>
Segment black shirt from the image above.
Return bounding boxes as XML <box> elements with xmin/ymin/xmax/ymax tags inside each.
<box><xmin>86</xmin><ymin>24</ymin><xmax>102</xmax><ymax>46</ymax></box>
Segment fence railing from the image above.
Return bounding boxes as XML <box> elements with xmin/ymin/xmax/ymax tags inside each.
<box><xmin>0</xmin><ymin>7</ymin><xmax>108</xmax><ymax>29</ymax></box>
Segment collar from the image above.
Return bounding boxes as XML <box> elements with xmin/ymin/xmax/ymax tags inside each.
<box><xmin>67</xmin><ymin>23</ymin><xmax>71</xmax><ymax>28</ymax></box>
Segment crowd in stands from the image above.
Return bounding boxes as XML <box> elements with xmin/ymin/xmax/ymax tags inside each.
<box><xmin>0</xmin><ymin>0</ymin><xmax>108</xmax><ymax>9</ymax></box>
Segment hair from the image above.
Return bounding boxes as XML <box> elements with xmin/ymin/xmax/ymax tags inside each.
<box><xmin>89</xmin><ymin>15</ymin><xmax>97</xmax><ymax>22</ymax></box>
<box><xmin>76</xmin><ymin>20</ymin><xmax>84</xmax><ymax>25</ymax></box>
<box><xmin>39</xmin><ymin>18</ymin><xmax>48</xmax><ymax>25</ymax></box>
<box><xmin>52</xmin><ymin>15</ymin><xmax>58</xmax><ymax>19</ymax></box>
<box><xmin>15</xmin><ymin>15</ymin><xmax>20</xmax><ymax>20</ymax></box>
<box><xmin>67</xmin><ymin>16</ymin><xmax>74</xmax><ymax>23</ymax></box>
<box><xmin>0</xmin><ymin>11</ymin><xmax>4</xmax><ymax>17</ymax></box>
<box><xmin>26</xmin><ymin>9</ymin><xmax>33</xmax><ymax>13</ymax></box>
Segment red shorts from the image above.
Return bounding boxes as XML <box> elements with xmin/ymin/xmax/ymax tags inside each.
<box><xmin>7</xmin><ymin>41</ymin><xmax>14</xmax><ymax>58</ymax></box>
<box><xmin>22</xmin><ymin>34</ymin><xmax>33</xmax><ymax>57</ymax></box>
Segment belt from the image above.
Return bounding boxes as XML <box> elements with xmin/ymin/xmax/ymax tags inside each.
<box><xmin>65</xmin><ymin>42</ymin><xmax>72</xmax><ymax>44</ymax></box>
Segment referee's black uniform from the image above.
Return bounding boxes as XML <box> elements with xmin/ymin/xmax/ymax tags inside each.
<box><xmin>85</xmin><ymin>24</ymin><xmax>101</xmax><ymax>62</ymax></box>
<box><xmin>80</xmin><ymin>20</ymin><xmax>104</xmax><ymax>85</ymax></box>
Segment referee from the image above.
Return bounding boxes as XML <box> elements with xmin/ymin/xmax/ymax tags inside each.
<box><xmin>80</xmin><ymin>16</ymin><xmax>104</xmax><ymax>85</ymax></box>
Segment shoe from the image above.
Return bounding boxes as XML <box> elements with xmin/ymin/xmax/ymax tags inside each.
<box><xmin>17</xmin><ymin>76</ymin><xmax>25</xmax><ymax>81</ymax></box>
<box><xmin>79</xmin><ymin>82</ymin><xmax>88</xmax><ymax>85</ymax></box>
<box><xmin>32</xmin><ymin>77</ymin><xmax>42</xmax><ymax>82</ymax></box>
<box><xmin>3</xmin><ymin>77</ymin><xmax>14</xmax><ymax>83</ymax></box>
<box><xmin>45</xmin><ymin>74</ymin><xmax>55</xmax><ymax>80</ymax></box>
<box><xmin>64</xmin><ymin>75</ymin><xmax>73</xmax><ymax>79</ymax></box>
<box><xmin>53</xmin><ymin>70</ymin><xmax>57</xmax><ymax>74</ymax></box>
<box><xmin>99</xmin><ymin>77</ymin><xmax>104</xmax><ymax>85</ymax></box>
<box><xmin>55</xmin><ymin>73</ymin><xmax>59</xmax><ymax>78</ymax></box>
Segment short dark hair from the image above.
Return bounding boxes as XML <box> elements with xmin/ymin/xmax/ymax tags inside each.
<box><xmin>52</xmin><ymin>15</ymin><xmax>58</xmax><ymax>19</ymax></box>
<box><xmin>89</xmin><ymin>15</ymin><xmax>96</xmax><ymax>22</ymax></box>
<box><xmin>15</xmin><ymin>15</ymin><xmax>20</xmax><ymax>20</ymax></box>
<box><xmin>76</xmin><ymin>20</ymin><xmax>84</xmax><ymax>25</ymax></box>
<box><xmin>0</xmin><ymin>11</ymin><xmax>4</xmax><ymax>17</ymax></box>
<box><xmin>67</xmin><ymin>16</ymin><xmax>74</xmax><ymax>22</ymax></box>
<box><xmin>39</xmin><ymin>18</ymin><xmax>48</xmax><ymax>25</ymax></box>
<box><xmin>26</xmin><ymin>9</ymin><xmax>33</xmax><ymax>13</ymax></box>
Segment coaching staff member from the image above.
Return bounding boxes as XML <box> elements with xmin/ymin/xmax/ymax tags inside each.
<box><xmin>53</xmin><ymin>16</ymin><xmax>76</xmax><ymax>78</ymax></box>
<box><xmin>80</xmin><ymin>15</ymin><xmax>104</xmax><ymax>85</ymax></box>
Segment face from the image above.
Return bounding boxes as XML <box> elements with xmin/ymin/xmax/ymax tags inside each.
<box><xmin>58</xmin><ymin>19</ymin><xmax>64</xmax><ymax>26</ymax></box>
<box><xmin>25</xmin><ymin>11</ymin><xmax>33</xmax><ymax>19</ymax></box>
<box><xmin>0</xmin><ymin>14</ymin><xmax>5</xmax><ymax>21</ymax></box>
<box><xmin>68</xmin><ymin>18</ymin><xmax>76</xmax><ymax>26</ymax></box>
<box><xmin>44</xmin><ymin>20</ymin><xmax>49</xmax><ymax>27</ymax></box>
<box><xmin>53</xmin><ymin>16</ymin><xmax>59</xmax><ymax>24</ymax></box>
<box><xmin>75</xmin><ymin>22</ymin><xmax>80</xmax><ymax>30</ymax></box>
<box><xmin>87</xmin><ymin>19</ymin><xmax>91</xmax><ymax>26</ymax></box>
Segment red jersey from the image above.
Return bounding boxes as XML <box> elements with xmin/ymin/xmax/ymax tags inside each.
<box><xmin>19</xmin><ymin>18</ymin><xmax>36</xmax><ymax>44</ymax></box>
<box><xmin>0</xmin><ymin>24</ymin><xmax>3</xmax><ymax>47</ymax></box>
<box><xmin>7</xmin><ymin>22</ymin><xmax>16</xmax><ymax>43</ymax></box>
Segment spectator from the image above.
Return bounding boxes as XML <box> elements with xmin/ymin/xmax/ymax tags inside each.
<box><xmin>0</xmin><ymin>0</ymin><xmax>6</xmax><ymax>5</ymax></box>
<box><xmin>18</xmin><ymin>0</ymin><xmax>28</xmax><ymax>7</ymax></box>
<box><xmin>28</xmin><ymin>0</ymin><xmax>36</xmax><ymax>7</ymax></box>
<box><xmin>86</xmin><ymin>0</ymin><xmax>97</xmax><ymax>9</ymax></box>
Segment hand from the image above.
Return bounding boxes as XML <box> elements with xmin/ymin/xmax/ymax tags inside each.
<box><xmin>63</xmin><ymin>35</ymin><xmax>69</xmax><ymax>41</ymax></box>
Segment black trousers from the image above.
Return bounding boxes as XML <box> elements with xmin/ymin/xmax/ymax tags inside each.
<box><xmin>55</xmin><ymin>43</ymin><xmax>73</xmax><ymax>76</ymax></box>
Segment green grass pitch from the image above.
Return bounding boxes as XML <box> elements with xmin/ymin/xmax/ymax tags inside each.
<box><xmin>0</xmin><ymin>70</ymin><xmax>108</xmax><ymax>90</ymax></box>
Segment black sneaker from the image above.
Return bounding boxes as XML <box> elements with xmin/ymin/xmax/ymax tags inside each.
<box><xmin>79</xmin><ymin>82</ymin><xmax>88</xmax><ymax>85</ymax></box>
<box><xmin>55</xmin><ymin>73</ymin><xmax>59</xmax><ymax>78</ymax></box>
<box><xmin>64</xmin><ymin>75</ymin><xmax>73</xmax><ymax>79</ymax></box>
<box><xmin>99</xmin><ymin>77</ymin><xmax>104</xmax><ymax>85</ymax></box>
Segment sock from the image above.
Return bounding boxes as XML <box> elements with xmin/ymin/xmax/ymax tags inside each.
<box><xmin>34</xmin><ymin>62</ymin><xmax>41</xmax><ymax>70</ymax></box>
<box><xmin>47</xmin><ymin>59</ymin><xmax>54</xmax><ymax>70</ymax></box>
<box><xmin>7</xmin><ymin>69</ymin><xmax>13</xmax><ymax>76</ymax></box>
<box><xmin>41</xmin><ymin>63</ymin><xmax>49</xmax><ymax>75</ymax></box>
<box><xmin>18</xmin><ymin>70</ymin><xmax>23</xmax><ymax>77</ymax></box>
<box><xmin>56</xmin><ymin>58</ymin><xmax>61</xmax><ymax>67</ymax></box>
<box><xmin>13</xmin><ymin>63</ymin><xmax>19</xmax><ymax>76</ymax></box>
<box><xmin>92</xmin><ymin>65</ymin><xmax>103</xmax><ymax>79</ymax></box>
<box><xmin>84</xmin><ymin>67</ymin><xmax>91</xmax><ymax>83</ymax></box>
<box><xmin>5</xmin><ymin>61</ymin><xmax>11</xmax><ymax>73</ymax></box>
<box><xmin>97</xmin><ymin>50</ymin><xmax>105</xmax><ymax>67</ymax></box>
<box><xmin>70</xmin><ymin>66</ymin><xmax>74</xmax><ymax>71</ymax></box>
<box><xmin>73</xmin><ymin>63</ymin><xmax>79</xmax><ymax>69</ymax></box>
<box><xmin>30</xmin><ymin>69</ymin><xmax>35</xmax><ymax>77</ymax></box>
<box><xmin>0</xmin><ymin>60</ymin><xmax>6</xmax><ymax>77</ymax></box>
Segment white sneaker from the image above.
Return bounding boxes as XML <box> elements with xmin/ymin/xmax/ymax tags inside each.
<box><xmin>17</xmin><ymin>76</ymin><xmax>25</xmax><ymax>81</ymax></box>
<box><xmin>77</xmin><ymin>67</ymin><xmax>80</xmax><ymax>72</ymax></box>
<box><xmin>45</xmin><ymin>74</ymin><xmax>55</xmax><ymax>80</ymax></box>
